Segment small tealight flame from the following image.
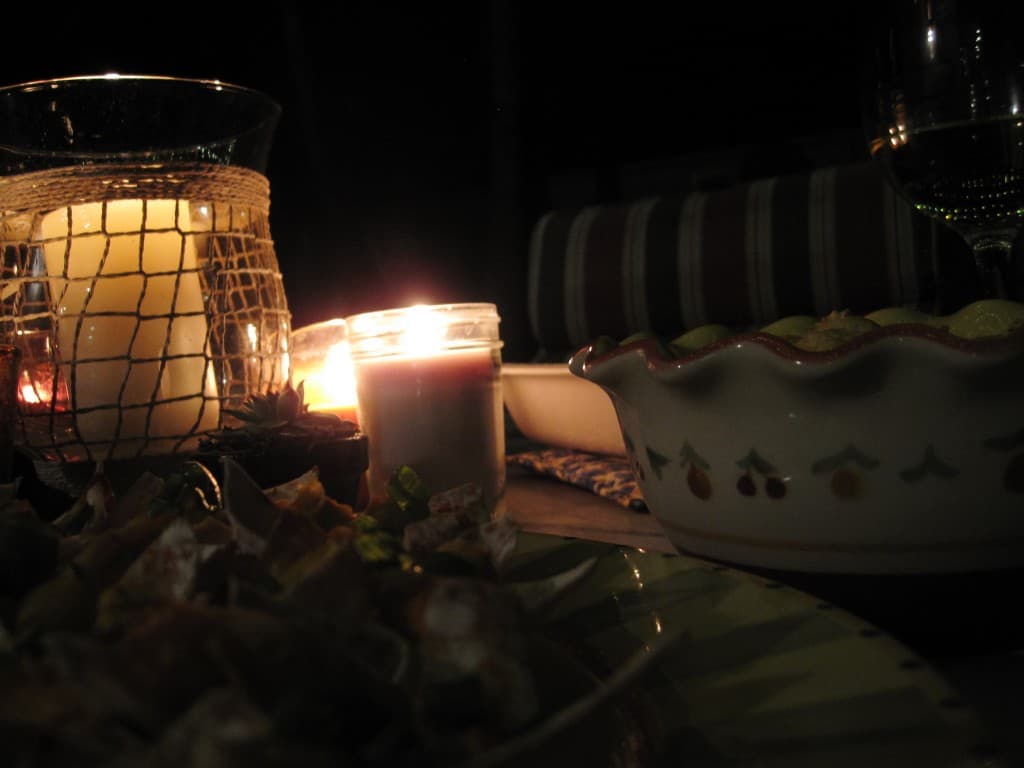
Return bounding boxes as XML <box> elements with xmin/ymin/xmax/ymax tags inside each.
<box><xmin>19</xmin><ymin>381</ymin><xmax>42</xmax><ymax>404</ymax></box>
<box><xmin>17</xmin><ymin>366</ymin><xmax>63</xmax><ymax>407</ymax></box>
<box><xmin>292</xmin><ymin>334</ymin><xmax>359</xmax><ymax>421</ymax></box>
<box><xmin>320</xmin><ymin>340</ymin><xmax>358</xmax><ymax>407</ymax></box>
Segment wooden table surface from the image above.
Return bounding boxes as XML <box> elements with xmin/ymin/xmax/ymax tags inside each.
<box><xmin>500</xmin><ymin>464</ymin><xmax>673</xmax><ymax>553</ymax></box>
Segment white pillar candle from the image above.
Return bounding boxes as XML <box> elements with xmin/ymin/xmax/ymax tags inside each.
<box><xmin>347</xmin><ymin>303</ymin><xmax>505</xmax><ymax>507</ymax></box>
<box><xmin>38</xmin><ymin>198</ymin><xmax>220</xmax><ymax>458</ymax></box>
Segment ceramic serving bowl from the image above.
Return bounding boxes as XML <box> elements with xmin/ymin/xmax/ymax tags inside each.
<box><xmin>502</xmin><ymin>363</ymin><xmax>625</xmax><ymax>456</ymax></box>
<box><xmin>569</xmin><ymin>317</ymin><xmax>1024</xmax><ymax>574</ymax></box>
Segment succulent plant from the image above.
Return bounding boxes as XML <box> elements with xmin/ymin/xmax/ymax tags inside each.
<box><xmin>201</xmin><ymin>382</ymin><xmax>358</xmax><ymax>450</ymax></box>
<box><xmin>196</xmin><ymin>383</ymin><xmax>367</xmax><ymax>506</ymax></box>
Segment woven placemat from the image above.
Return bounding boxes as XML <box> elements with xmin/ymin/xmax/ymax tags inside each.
<box><xmin>507</xmin><ymin>448</ymin><xmax>646</xmax><ymax>512</ymax></box>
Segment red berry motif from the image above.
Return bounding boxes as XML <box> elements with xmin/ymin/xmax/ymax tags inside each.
<box><xmin>831</xmin><ymin>468</ymin><xmax>862</xmax><ymax>499</ymax></box>
<box><xmin>734</xmin><ymin>450</ymin><xmax>785</xmax><ymax>501</ymax></box>
<box><xmin>688</xmin><ymin>465</ymin><xmax>712</xmax><ymax>500</ymax></box>
<box><xmin>680</xmin><ymin>441</ymin><xmax>712</xmax><ymax>500</ymax></box>
<box><xmin>812</xmin><ymin>445</ymin><xmax>878</xmax><ymax>500</ymax></box>
<box><xmin>737</xmin><ymin>473</ymin><xmax>756</xmax><ymax>496</ymax></box>
<box><xmin>764</xmin><ymin>476</ymin><xmax>786</xmax><ymax>499</ymax></box>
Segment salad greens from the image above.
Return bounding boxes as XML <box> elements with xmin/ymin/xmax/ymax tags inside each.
<box><xmin>0</xmin><ymin>460</ymin><xmax>602</xmax><ymax>767</ymax></box>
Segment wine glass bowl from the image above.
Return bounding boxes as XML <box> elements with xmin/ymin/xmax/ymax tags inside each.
<box><xmin>865</xmin><ymin>0</ymin><xmax>1024</xmax><ymax>299</ymax></box>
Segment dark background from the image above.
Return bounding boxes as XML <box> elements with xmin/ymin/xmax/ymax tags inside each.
<box><xmin>3</xmin><ymin>2</ymin><xmax>876</xmax><ymax>360</ymax></box>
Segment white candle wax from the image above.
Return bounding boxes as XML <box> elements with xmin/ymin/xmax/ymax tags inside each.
<box><xmin>39</xmin><ymin>199</ymin><xmax>220</xmax><ymax>457</ymax></box>
<box><xmin>354</xmin><ymin>346</ymin><xmax>505</xmax><ymax>506</ymax></box>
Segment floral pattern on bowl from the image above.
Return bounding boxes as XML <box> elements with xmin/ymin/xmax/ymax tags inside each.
<box><xmin>569</xmin><ymin>324</ymin><xmax>1024</xmax><ymax>574</ymax></box>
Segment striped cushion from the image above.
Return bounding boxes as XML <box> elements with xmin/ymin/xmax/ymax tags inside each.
<box><xmin>527</xmin><ymin>162</ymin><xmax>980</xmax><ymax>360</ymax></box>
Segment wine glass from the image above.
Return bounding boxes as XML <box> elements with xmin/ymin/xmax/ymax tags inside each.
<box><xmin>865</xmin><ymin>0</ymin><xmax>1024</xmax><ymax>299</ymax></box>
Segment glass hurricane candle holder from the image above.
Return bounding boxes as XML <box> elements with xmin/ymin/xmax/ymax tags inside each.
<box><xmin>346</xmin><ymin>303</ymin><xmax>505</xmax><ymax>508</ymax></box>
<box><xmin>0</xmin><ymin>75</ymin><xmax>291</xmax><ymax>463</ymax></box>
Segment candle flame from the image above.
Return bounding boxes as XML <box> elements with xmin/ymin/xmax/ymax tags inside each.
<box><xmin>323</xmin><ymin>340</ymin><xmax>358</xmax><ymax>405</ymax></box>
<box><xmin>294</xmin><ymin>340</ymin><xmax>358</xmax><ymax>411</ymax></box>
<box><xmin>19</xmin><ymin>381</ymin><xmax>42</xmax><ymax>404</ymax></box>
<box><xmin>17</xmin><ymin>364</ymin><xmax>70</xmax><ymax>409</ymax></box>
<box><xmin>397</xmin><ymin>304</ymin><xmax>448</xmax><ymax>355</ymax></box>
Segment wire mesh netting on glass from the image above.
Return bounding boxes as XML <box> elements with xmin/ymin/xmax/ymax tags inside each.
<box><xmin>0</xmin><ymin>77</ymin><xmax>291</xmax><ymax>465</ymax></box>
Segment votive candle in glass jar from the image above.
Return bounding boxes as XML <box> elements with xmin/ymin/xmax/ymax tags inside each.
<box><xmin>290</xmin><ymin>319</ymin><xmax>360</xmax><ymax>426</ymax></box>
<box><xmin>346</xmin><ymin>303</ymin><xmax>505</xmax><ymax>509</ymax></box>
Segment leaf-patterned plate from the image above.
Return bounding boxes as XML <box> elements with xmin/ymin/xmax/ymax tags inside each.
<box><xmin>505</xmin><ymin>533</ymin><xmax>1002</xmax><ymax>768</ymax></box>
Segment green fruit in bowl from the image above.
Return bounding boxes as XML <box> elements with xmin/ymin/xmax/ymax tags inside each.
<box><xmin>589</xmin><ymin>335</ymin><xmax>618</xmax><ymax>358</ymax></box>
<box><xmin>794</xmin><ymin>311</ymin><xmax>880</xmax><ymax>352</ymax></box>
<box><xmin>669</xmin><ymin>324</ymin><xmax>732</xmax><ymax>355</ymax></box>
<box><xmin>759</xmin><ymin>316</ymin><xmax>817</xmax><ymax>344</ymax></box>
<box><xmin>619</xmin><ymin>330</ymin><xmax>676</xmax><ymax>359</ymax></box>
<box><xmin>864</xmin><ymin>307</ymin><xmax>931</xmax><ymax>327</ymax></box>
<box><xmin>595</xmin><ymin>299</ymin><xmax>1024</xmax><ymax>364</ymax></box>
<box><xmin>947</xmin><ymin>299</ymin><xmax>1024</xmax><ymax>340</ymax></box>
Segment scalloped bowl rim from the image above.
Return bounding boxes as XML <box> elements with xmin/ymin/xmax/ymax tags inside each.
<box><xmin>570</xmin><ymin>323</ymin><xmax>1024</xmax><ymax>381</ymax></box>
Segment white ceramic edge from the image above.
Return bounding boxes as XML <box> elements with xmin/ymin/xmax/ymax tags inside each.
<box><xmin>503</xmin><ymin>363</ymin><xmax>626</xmax><ymax>456</ymax></box>
<box><xmin>503</xmin><ymin>363</ymin><xmax>573</xmax><ymax>376</ymax></box>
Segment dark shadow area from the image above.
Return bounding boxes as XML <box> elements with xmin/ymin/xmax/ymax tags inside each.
<box><xmin>0</xmin><ymin>2</ymin><xmax>880</xmax><ymax>361</ymax></box>
<box><xmin>738</xmin><ymin>564</ymin><xmax>1024</xmax><ymax>659</ymax></box>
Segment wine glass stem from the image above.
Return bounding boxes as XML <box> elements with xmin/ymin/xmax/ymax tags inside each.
<box><xmin>966</xmin><ymin>236</ymin><xmax>1016</xmax><ymax>300</ymax></box>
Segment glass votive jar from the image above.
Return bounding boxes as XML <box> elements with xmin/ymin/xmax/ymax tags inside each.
<box><xmin>345</xmin><ymin>303</ymin><xmax>505</xmax><ymax>508</ymax></box>
<box><xmin>290</xmin><ymin>319</ymin><xmax>360</xmax><ymax>426</ymax></box>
